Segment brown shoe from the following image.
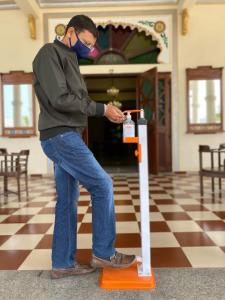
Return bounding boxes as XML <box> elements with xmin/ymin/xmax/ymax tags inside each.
<box><xmin>51</xmin><ymin>263</ymin><xmax>96</xmax><ymax>279</ymax></box>
<box><xmin>90</xmin><ymin>251</ymin><xmax>136</xmax><ymax>269</ymax></box>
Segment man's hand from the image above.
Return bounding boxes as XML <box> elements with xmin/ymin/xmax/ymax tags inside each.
<box><xmin>104</xmin><ymin>104</ymin><xmax>125</xmax><ymax>123</ymax></box>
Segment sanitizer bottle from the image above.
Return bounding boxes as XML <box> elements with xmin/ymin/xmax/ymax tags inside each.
<box><xmin>123</xmin><ymin>112</ymin><xmax>135</xmax><ymax>138</ymax></box>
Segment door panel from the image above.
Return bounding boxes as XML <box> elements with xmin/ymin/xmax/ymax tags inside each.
<box><xmin>137</xmin><ymin>67</ymin><xmax>159</xmax><ymax>174</ymax></box>
<box><xmin>158</xmin><ymin>73</ymin><xmax>172</xmax><ymax>172</ymax></box>
<box><xmin>82</xmin><ymin>128</ymin><xmax>88</xmax><ymax>145</ymax></box>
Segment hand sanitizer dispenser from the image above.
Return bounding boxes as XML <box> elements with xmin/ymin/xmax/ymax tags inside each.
<box><xmin>123</xmin><ymin>111</ymin><xmax>135</xmax><ymax>138</ymax></box>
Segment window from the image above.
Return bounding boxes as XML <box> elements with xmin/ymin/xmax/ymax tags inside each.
<box><xmin>0</xmin><ymin>71</ymin><xmax>36</xmax><ymax>137</ymax></box>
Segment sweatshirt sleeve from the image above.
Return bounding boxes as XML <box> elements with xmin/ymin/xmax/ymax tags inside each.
<box><xmin>32</xmin><ymin>45</ymin><xmax>104</xmax><ymax>117</ymax></box>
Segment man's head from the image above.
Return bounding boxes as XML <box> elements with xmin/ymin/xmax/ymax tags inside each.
<box><xmin>63</xmin><ymin>15</ymin><xmax>98</xmax><ymax>58</ymax></box>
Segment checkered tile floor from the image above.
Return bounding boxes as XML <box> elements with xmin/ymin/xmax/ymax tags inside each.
<box><xmin>0</xmin><ymin>173</ymin><xmax>225</xmax><ymax>270</ymax></box>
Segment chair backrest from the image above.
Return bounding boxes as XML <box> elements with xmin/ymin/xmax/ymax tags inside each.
<box><xmin>20</xmin><ymin>150</ymin><xmax>30</xmax><ymax>156</ymax></box>
<box><xmin>199</xmin><ymin>145</ymin><xmax>211</xmax><ymax>153</ymax></box>
<box><xmin>0</xmin><ymin>148</ymin><xmax>7</xmax><ymax>155</ymax></box>
<box><xmin>0</xmin><ymin>150</ymin><xmax>30</xmax><ymax>174</ymax></box>
<box><xmin>18</xmin><ymin>150</ymin><xmax>30</xmax><ymax>172</ymax></box>
<box><xmin>199</xmin><ymin>145</ymin><xmax>213</xmax><ymax>171</ymax></box>
<box><xmin>219</xmin><ymin>143</ymin><xmax>225</xmax><ymax>150</ymax></box>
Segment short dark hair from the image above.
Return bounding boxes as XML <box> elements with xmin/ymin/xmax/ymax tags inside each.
<box><xmin>65</xmin><ymin>15</ymin><xmax>98</xmax><ymax>38</ymax></box>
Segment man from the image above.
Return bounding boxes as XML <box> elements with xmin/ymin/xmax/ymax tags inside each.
<box><xmin>33</xmin><ymin>15</ymin><xmax>136</xmax><ymax>279</ymax></box>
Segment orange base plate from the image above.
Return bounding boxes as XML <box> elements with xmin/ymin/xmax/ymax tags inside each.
<box><xmin>99</xmin><ymin>262</ymin><xmax>156</xmax><ymax>290</ymax></box>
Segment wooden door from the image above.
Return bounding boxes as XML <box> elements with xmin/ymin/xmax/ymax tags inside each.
<box><xmin>158</xmin><ymin>73</ymin><xmax>172</xmax><ymax>172</ymax></box>
<box><xmin>82</xmin><ymin>128</ymin><xmax>88</xmax><ymax>145</ymax></box>
<box><xmin>136</xmin><ymin>67</ymin><xmax>159</xmax><ymax>174</ymax></box>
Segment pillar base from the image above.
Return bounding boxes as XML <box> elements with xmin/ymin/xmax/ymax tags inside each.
<box><xmin>99</xmin><ymin>262</ymin><xmax>156</xmax><ymax>290</ymax></box>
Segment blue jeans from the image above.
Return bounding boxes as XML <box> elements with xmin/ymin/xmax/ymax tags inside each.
<box><xmin>41</xmin><ymin>131</ymin><xmax>116</xmax><ymax>269</ymax></box>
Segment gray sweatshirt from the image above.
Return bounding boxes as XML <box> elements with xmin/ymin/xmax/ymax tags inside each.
<box><xmin>32</xmin><ymin>39</ymin><xmax>104</xmax><ymax>140</ymax></box>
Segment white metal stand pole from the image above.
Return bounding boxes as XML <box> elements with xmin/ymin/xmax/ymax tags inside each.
<box><xmin>137</xmin><ymin>110</ymin><xmax>151</xmax><ymax>277</ymax></box>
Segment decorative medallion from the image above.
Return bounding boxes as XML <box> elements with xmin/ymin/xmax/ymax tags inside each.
<box><xmin>55</xmin><ymin>24</ymin><xmax>66</xmax><ymax>36</ymax></box>
<box><xmin>154</xmin><ymin>21</ymin><xmax>166</xmax><ymax>33</ymax></box>
<box><xmin>138</xmin><ymin>20</ymin><xmax>168</xmax><ymax>48</ymax></box>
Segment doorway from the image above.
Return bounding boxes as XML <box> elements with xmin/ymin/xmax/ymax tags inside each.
<box><xmin>85</xmin><ymin>75</ymin><xmax>138</xmax><ymax>170</ymax></box>
<box><xmin>84</xmin><ymin>71</ymin><xmax>171</xmax><ymax>173</ymax></box>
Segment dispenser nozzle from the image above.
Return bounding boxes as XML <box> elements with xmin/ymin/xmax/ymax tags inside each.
<box><xmin>127</xmin><ymin>112</ymin><xmax>131</xmax><ymax>120</ymax></box>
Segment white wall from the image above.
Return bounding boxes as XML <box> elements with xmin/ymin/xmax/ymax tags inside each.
<box><xmin>0</xmin><ymin>10</ymin><xmax>43</xmax><ymax>71</ymax></box>
<box><xmin>178</xmin><ymin>5</ymin><xmax>225</xmax><ymax>171</ymax></box>
<box><xmin>0</xmin><ymin>10</ymin><xmax>48</xmax><ymax>174</ymax></box>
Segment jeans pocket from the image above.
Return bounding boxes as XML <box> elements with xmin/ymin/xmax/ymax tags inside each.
<box><xmin>57</xmin><ymin>131</ymin><xmax>92</xmax><ymax>157</ymax></box>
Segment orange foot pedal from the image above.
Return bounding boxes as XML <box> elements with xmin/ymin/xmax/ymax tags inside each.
<box><xmin>99</xmin><ymin>262</ymin><xmax>156</xmax><ymax>290</ymax></box>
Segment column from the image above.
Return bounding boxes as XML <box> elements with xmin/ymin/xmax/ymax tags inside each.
<box><xmin>205</xmin><ymin>80</ymin><xmax>216</xmax><ymax>123</ymax></box>
<box><xmin>191</xmin><ymin>81</ymin><xmax>199</xmax><ymax>123</ymax></box>
<box><xmin>12</xmin><ymin>85</ymin><xmax>22</xmax><ymax>127</ymax></box>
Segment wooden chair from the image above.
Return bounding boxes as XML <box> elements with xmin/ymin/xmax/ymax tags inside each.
<box><xmin>0</xmin><ymin>148</ymin><xmax>7</xmax><ymax>154</ymax></box>
<box><xmin>0</xmin><ymin>150</ymin><xmax>29</xmax><ymax>201</ymax></box>
<box><xmin>218</xmin><ymin>143</ymin><xmax>225</xmax><ymax>169</ymax></box>
<box><xmin>0</xmin><ymin>149</ymin><xmax>8</xmax><ymax>199</ymax></box>
<box><xmin>199</xmin><ymin>145</ymin><xmax>225</xmax><ymax>197</ymax></box>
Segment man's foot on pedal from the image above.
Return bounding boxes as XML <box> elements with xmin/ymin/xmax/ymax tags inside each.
<box><xmin>90</xmin><ymin>251</ymin><xmax>136</xmax><ymax>269</ymax></box>
<box><xmin>51</xmin><ymin>263</ymin><xmax>96</xmax><ymax>279</ymax></box>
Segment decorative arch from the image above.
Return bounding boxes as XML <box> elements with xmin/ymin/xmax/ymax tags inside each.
<box><xmin>53</xmin><ymin>16</ymin><xmax>170</xmax><ymax>64</ymax></box>
<box><xmin>79</xmin><ymin>23</ymin><xmax>162</xmax><ymax>65</ymax></box>
<box><xmin>96</xmin><ymin>20</ymin><xmax>163</xmax><ymax>48</ymax></box>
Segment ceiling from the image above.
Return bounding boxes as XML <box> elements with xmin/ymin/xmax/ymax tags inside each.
<box><xmin>37</xmin><ymin>0</ymin><xmax>178</xmax><ymax>6</ymax></box>
<box><xmin>0</xmin><ymin>1</ymin><xmax>17</xmax><ymax>9</ymax></box>
<box><xmin>37</xmin><ymin>0</ymin><xmax>225</xmax><ymax>7</ymax></box>
<box><xmin>0</xmin><ymin>0</ymin><xmax>225</xmax><ymax>10</ymax></box>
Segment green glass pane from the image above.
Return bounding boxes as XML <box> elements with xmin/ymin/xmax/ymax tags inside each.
<box><xmin>124</xmin><ymin>31</ymin><xmax>157</xmax><ymax>56</ymax></box>
<box><xmin>79</xmin><ymin>58</ymin><xmax>94</xmax><ymax>65</ymax></box>
<box><xmin>97</xmin><ymin>26</ymin><xmax>110</xmax><ymax>50</ymax></box>
<box><xmin>128</xmin><ymin>50</ymin><xmax>159</xmax><ymax>64</ymax></box>
<box><xmin>143</xmin><ymin>104</ymin><xmax>152</xmax><ymax>121</ymax></box>
<box><xmin>97</xmin><ymin>52</ymin><xmax>125</xmax><ymax>65</ymax></box>
<box><xmin>158</xmin><ymin>79</ymin><xmax>164</xmax><ymax>91</ymax></box>
<box><xmin>143</xmin><ymin>79</ymin><xmax>152</xmax><ymax>98</ymax></box>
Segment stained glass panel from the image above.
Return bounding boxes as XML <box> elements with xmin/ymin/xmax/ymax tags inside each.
<box><xmin>79</xmin><ymin>24</ymin><xmax>160</xmax><ymax>65</ymax></box>
<box><xmin>111</xmin><ymin>26</ymin><xmax>132</xmax><ymax>50</ymax></box>
<box><xmin>128</xmin><ymin>50</ymin><xmax>160</xmax><ymax>64</ymax></box>
<box><xmin>142</xmin><ymin>78</ymin><xmax>155</xmax><ymax>122</ymax></box>
<box><xmin>124</xmin><ymin>31</ymin><xmax>157</xmax><ymax>57</ymax></box>
<box><xmin>79</xmin><ymin>58</ymin><xmax>94</xmax><ymax>65</ymax></box>
<box><xmin>97</xmin><ymin>26</ymin><xmax>110</xmax><ymax>49</ymax></box>
<box><xmin>97</xmin><ymin>53</ymin><xmax>126</xmax><ymax>64</ymax></box>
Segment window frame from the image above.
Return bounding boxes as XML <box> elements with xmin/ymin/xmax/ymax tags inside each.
<box><xmin>0</xmin><ymin>71</ymin><xmax>36</xmax><ymax>138</ymax></box>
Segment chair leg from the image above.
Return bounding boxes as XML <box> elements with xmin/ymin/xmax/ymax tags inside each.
<box><xmin>211</xmin><ymin>178</ymin><xmax>215</xmax><ymax>194</ymax></box>
<box><xmin>219</xmin><ymin>178</ymin><xmax>222</xmax><ymax>198</ymax></box>
<box><xmin>25</xmin><ymin>172</ymin><xmax>29</xmax><ymax>198</ymax></box>
<box><xmin>219</xmin><ymin>178</ymin><xmax>222</xmax><ymax>190</ymax></box>
<box><xmin>17</xmin><ymin>175</ymin><xmax>21</xmax><ymax>202</ymax></box>
<box><xmin>200</xmin><ymin>175</ymin><xmax>204</xmax><ymax>196</ymax></box>
<box><xmin>3</xmin><ymin>176</ymin><xmax>8</xmax><ymax>197</ymax></box>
